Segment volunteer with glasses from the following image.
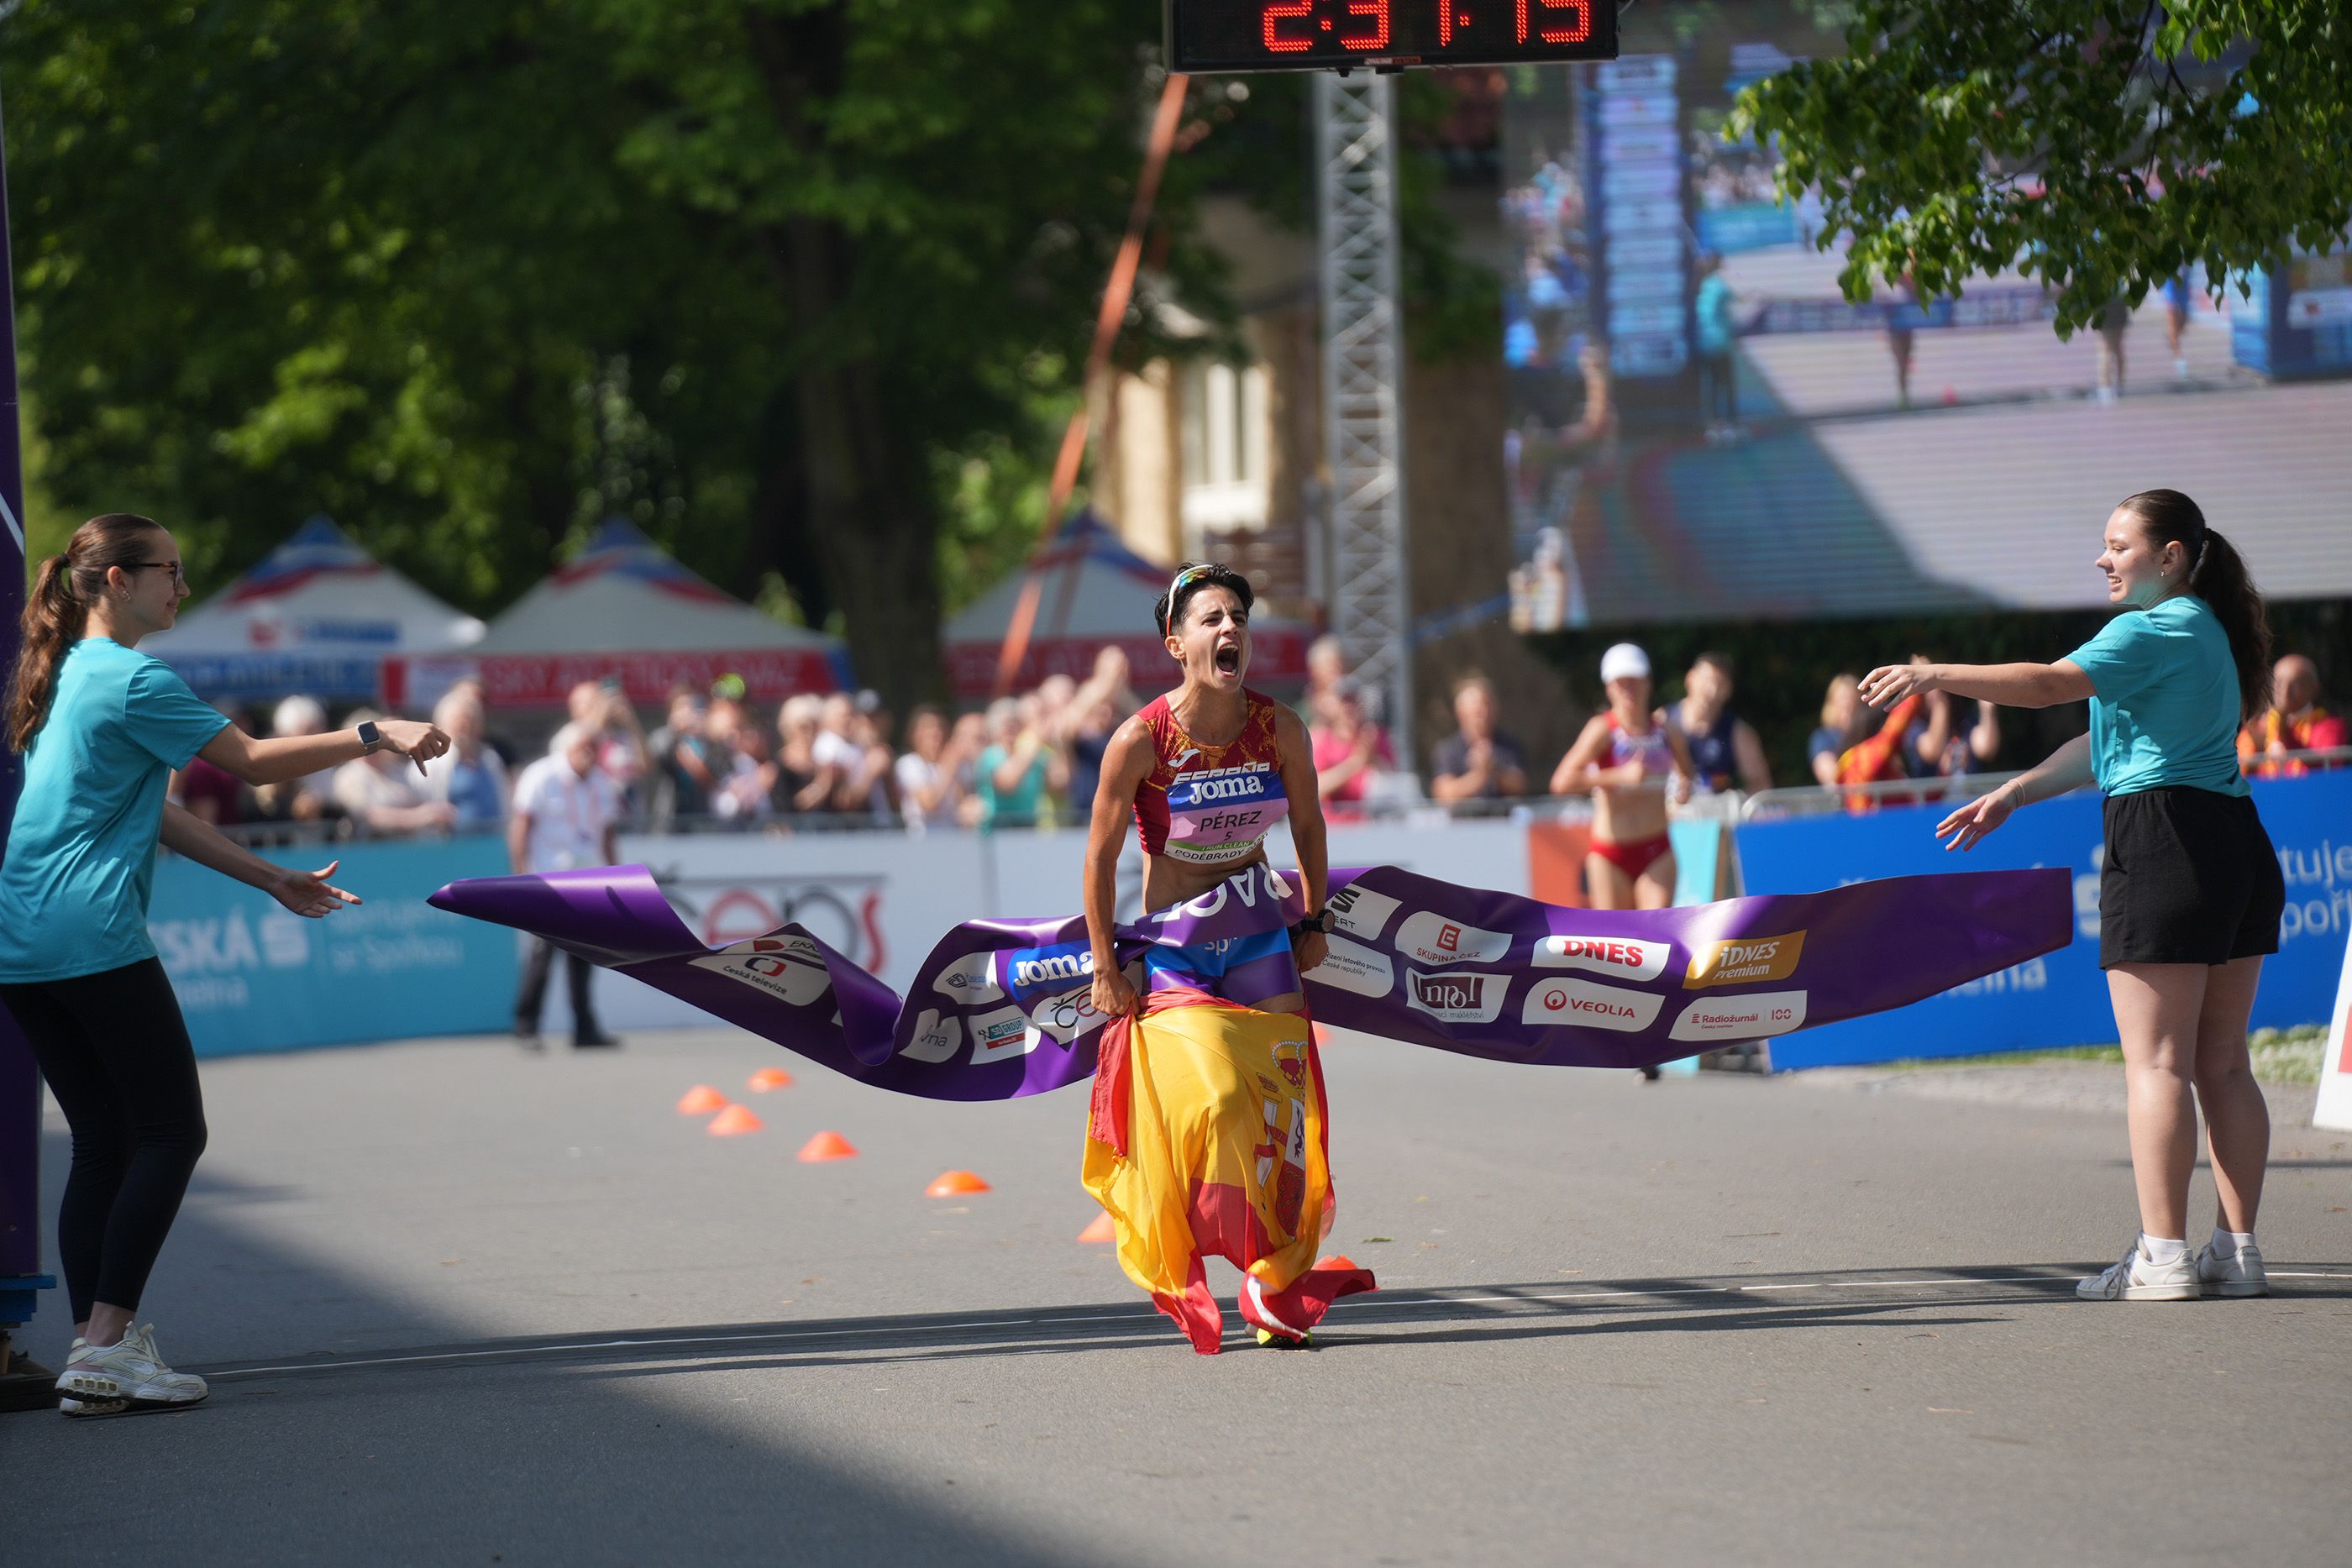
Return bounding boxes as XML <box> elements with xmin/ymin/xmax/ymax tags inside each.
<box><xmin>2</xmin><ymin>514</ymin><xmax>450</xmax><ymax>1414</ymax></box>
<box><xmin>1860</xmin><ymin>489</ymin><xmax>2282</xmax><ymax>1303</ymax></box>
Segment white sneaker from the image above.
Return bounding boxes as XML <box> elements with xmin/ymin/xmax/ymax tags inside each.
<box><xmin>56</xmin><ymin>1324</ymin><xmax>208</xmax><ymax>1411</ymax></box>
<box><xmin>2196</xmin><ymin>1242</ymin><xmax>2267</xmax><ymax>1298</ymax></box>
<box><xmin>55</xmin><ymin>1336</ymin><xmax>129</xmax><ymax>1418</ymax></box>
<box><xmin>2076</xmin><ymin>1240</ymin><xmax>2201</xmax><ymax>1300</ymax></box>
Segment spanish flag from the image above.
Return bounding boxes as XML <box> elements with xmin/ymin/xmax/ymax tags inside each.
<box><xmin>1084</xmin><ymin>992</ymin><xmax>1375</xmax><ymax>1353</ymax></box>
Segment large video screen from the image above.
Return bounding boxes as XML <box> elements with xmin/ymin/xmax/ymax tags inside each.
<box><xmin>1501</xmin><ymin>42</ymin><xmax>2352</xmax><ymax>632</ymax></box>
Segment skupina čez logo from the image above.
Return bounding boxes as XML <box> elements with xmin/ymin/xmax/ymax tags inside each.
<box><xmin>1684</xmin><ymin>929</ymin><xmax>1807</xmax><ymax>989</ymax></box>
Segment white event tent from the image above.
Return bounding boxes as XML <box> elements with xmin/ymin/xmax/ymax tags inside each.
<box><xmin>942</xmin><ymin>509</ymin><xmax>1309</xmax><ymax>699</ymax></box>
<box><xmin>144</xmin><ymin>516</ymin><xmax>485</xmax><ymax>705</ymax></box>
<box><xmin>407</xmin><ymin>518</ymin><xmax>848</xmax><ymax>709</ymax></box>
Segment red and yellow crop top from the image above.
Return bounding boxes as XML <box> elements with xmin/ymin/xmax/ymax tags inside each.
<box><xmin>1131</xmin><ymin>691</ymin><xmax>1290</xmax><ymax>865</ymax></box>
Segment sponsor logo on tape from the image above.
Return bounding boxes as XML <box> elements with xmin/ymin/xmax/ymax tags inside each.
<box><xmin>1009</xmin><ymin>948</ymin><xmax>1093</xmax><ymax>989</ymax></box>
<box><xmin>1404</xmin><ymin>970</ymin><xmax>1509</xmax><ymax>1024</ymax></box>
<box><xmin>1684</xmin><ymin>930</ymin><xmax>1807</xmax><ymax>988</ymax></box>
<box><xmin>967</xmin><ymin>1004</ymin><xmax>1036</xmax><ymax>1065</ymax></box>
<box><xmin>1030</xmin><ymin>984</ymin><xmax>1109</xmax><ymax>1044</ymax></box>
<box><xmin>1534</xmin><ymin>933</ymin><xmax>1670</xmax><ymax>982</ymax></box>
<box><xmin>1314</xmin><ymin>935</ymin><xmax>1394</xmax><ymax>998</ymax></box>
<box><xmin>1520</xmin><ymin>977</ymin><xmax>1663</xmax><ymax>1032</ymax></box>
<box><xmin>1396</xmin><ymin>911</ymin><xmax>1512</xmax><ymax>966</ymax></box>
<box><xmin>932</xmin><ymin>955</ymin><xmax>1004</xmax><ymax>1005</ymax></box>
<box><xmin>1669</xmin><ymin>989</ymin><xmax>1808</xmax><ymax>1041</ymax></box>
<box><xmin>900</xmin><ymin>1007</ymin><xmax>963</xmax><ymax>1062</ymax></box>
<box><xmin>690</xmin><ymin>936</ymin><xmax>832</xmax><ymax>1006</ymax></box>
<box><xmin>1326</xmin><ymin>882</ymin><xmax>1401</xmax><ymax>941</ymax></box>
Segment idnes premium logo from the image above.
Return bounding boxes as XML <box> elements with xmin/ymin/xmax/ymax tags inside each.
<box><xmin>1684</xmin><ymin>930</ymin><xmax>1808</xmax><ymax>988</ymax></box>
<box><xmin>1404</xmin><ymin>970</ymin><xmax>1509</xmax><ymax>1024</ymax></box>
<box><xmin>1520</xmin><ymin>977</ymin><xmax>1662</xmax><ymax>1032</ymax></box>
<box><xmin>1534</xmin><ymin>933</ymin><xmax>1670</xmax><ymax>982</ymax></box>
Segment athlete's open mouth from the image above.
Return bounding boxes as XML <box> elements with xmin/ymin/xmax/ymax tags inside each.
<box><xmin>1213</xmin><ymin>644</ymin><xmax>1242</xmax><ymax>675</ymax></box>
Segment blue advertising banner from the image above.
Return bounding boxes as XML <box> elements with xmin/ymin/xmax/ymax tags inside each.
<box><xmin>1734</xmin><ymin>771</ymin><xmax>2352</xmax><ymax>1069</ymax></box>
<box><xmin>148</xmin><ymin>835</ymin><xmax>517</xmax><ymax>1057</ymax></box>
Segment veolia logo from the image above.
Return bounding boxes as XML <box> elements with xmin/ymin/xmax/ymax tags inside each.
<box><xmin>1520</xmin><ymin>977</ymin><xmax>1662</xmax><ymax>1031</ymax></box>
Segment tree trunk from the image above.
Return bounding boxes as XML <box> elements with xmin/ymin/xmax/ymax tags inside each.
<box><xmin>747</xmin><ymin>8</ymin><xmax>945</xmax><ymax>717</ymax></box>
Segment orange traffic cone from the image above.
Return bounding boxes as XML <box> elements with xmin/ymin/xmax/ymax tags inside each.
<box><xmin>797</xmin><ymin>1130</ymin><xmax>858</xmax><ymax>1162</ymax></box>
<box><xmin>707</xmin><ymin>1103</ymin><xmax>764</xmax><ymax>1136</ymax></box>
<box><xmin>676</xmin><ymin>1084</ymin><xmax>728</xmax><ymax>1115</ymax></box>
<box><xmin>925</xmin><ymin>1170</ymin><xmax>991</xmax><ymax>1198</ymax></box>
<box><xmin>1077</xmin><ymin>1212</ymin><xmax>1117</xmax><ymax>1244</ymax></box>
<box><xmin>747</xmin><ymin>1067</ymin><xmax>795</xmax><ymax>1092</ymax></box>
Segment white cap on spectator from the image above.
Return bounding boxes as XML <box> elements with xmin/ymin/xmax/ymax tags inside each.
<box><xmin>1599</xmin><ymin>643</ymin><xmax>1651</xmax><ymax>684</ymax></box>
<box><xmin>549</xmin><ymin>721</ymin><xmax>592</xmax><ymax>758</ymax></box>
<box><xmin>273</xmin><ymin>694</ymin><xmax>328</xmax><ymax>737</ymax></box>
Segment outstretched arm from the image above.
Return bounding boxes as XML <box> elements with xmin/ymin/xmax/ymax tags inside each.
<box><xmin>1860</xmin><ymin>660</ymin><xmax>2092</xmax><ymax>712</ymax></box>
<box><xmin>1934</xmin><ymin>734</ymin><xmax>2095</xmax><ymax>852</ymax></box>
<box><xmin>203</xmin><ymin>718</ymin><xmax>449</xmax><ymax>787</ymax></box>
<box><xmin>159</xmin><ymin>803</ymin><xmax>361</xmax><ymax>915</ymax></box>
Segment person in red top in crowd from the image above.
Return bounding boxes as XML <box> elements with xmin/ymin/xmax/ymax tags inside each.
<box><xmin>1310</xmin><ymin>677</ymin><xmax>1395</xmax><ymax>819</ymax></box>
<box><xmin>2238</xmin><ymin>654</ymin><xmax>2347</xmax><ymax>778</ymax></box>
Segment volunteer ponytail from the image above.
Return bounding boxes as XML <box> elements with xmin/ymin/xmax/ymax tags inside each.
<box><xmin>6</xmin><ymin>513</ymin><xmax>165</xmax><ymax>752</ymax></box>
<box><xmin>2116</xmin><ymin>489</ymin><xmax>2271</xmax><ymax>722</ymax></box>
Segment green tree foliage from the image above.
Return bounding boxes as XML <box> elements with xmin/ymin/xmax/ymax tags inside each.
<box><xmin>5</xmin><ymin>1</ymin><xmax>1250</xmax><ymax>710</ymax></box>
<box><xmin>1732</xmin><ymin>1</ymin><xmax>2352</xmax><ymax>332</ymax></box>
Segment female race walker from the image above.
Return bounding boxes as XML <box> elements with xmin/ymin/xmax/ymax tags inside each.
<box><xmin>1</xmin><ymin>514</ymin><xmax>450</xmax><ymax>1413</ymax></box>
<box><xmin>1860</xmin><ymin>489</ymin><xmax>2281</xmax><ymax>1302</ymax></box>
<box><xmin>1549</xmin><ymin>642</ymin><xmax>1694</xmax><ymax>1079</ymax></box>
<box><xmin>1549</xmin><ymin>642</ymin><xmax>1695</xmax><ymax>915</ymax></box>
<box><xmin>1080</xmin><ymin>564</ymin><xmax>1368</xmax><ymax>1350</ymax></box>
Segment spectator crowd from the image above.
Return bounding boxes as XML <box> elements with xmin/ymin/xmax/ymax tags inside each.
<box><xmin>168</xmin><ymin>641</ymin><xmax>2345</xmax><ymax>842</ymax></box>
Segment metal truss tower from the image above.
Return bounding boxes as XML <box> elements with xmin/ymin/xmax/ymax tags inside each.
<box><xmin>1315</xmin><ymin>71</ymin><xmax>1412</xmax><ymax>764</ymax></box>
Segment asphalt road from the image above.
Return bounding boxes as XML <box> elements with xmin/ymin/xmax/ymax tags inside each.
<box><xmin>10</xmin><ymin>1026</ymin><xmax>2349</xmax><ymax>1566</ymax></box>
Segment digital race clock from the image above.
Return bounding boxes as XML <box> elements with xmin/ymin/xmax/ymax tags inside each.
<box><xmin>1167</xmin><ymin>1</ymin><xmax>1620</xmax><ymax>73</ymax></box>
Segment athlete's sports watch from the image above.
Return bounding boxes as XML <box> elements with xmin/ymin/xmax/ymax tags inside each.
<box><xmin>355</xmin><ymin>719</ymin><xmax>382</xmax><ymax>754</ymax></box>
<box><xmin>1292</xmin><ymin>907</ymin><xmax>1333</xmax><ymax>936</ymax></box>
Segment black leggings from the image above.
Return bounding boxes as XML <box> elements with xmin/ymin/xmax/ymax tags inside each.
<box><xmin>0</xmin><ymin>958</ymin><xmax>207</xmax><ymax>1324</ymax></box>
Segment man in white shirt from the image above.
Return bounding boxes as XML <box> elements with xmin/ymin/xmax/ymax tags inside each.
<box><xmin>509</xmin><ymin>722</ymin><xmax>623</xmax><ymax>1048</ymax></box>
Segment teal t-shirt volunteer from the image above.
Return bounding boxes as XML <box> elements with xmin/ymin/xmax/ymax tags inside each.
<box><xmin>0</xmin><ymin>637</ymin><xmax>231</xmax><ymax>983</ymax></box>
<box><xmin>2064</xmin><ymin>595</ymin><xmax>2246</xmax><ymax>799</ymax></box>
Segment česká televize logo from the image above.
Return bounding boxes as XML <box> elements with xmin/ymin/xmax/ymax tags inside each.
<box><xmin>1683</xmin><ymin>931</ymin><xmax>1807</xmax><ymax>988</ymax></box>
<box><xmin>690</xmin><ymin>936</ymin><xmax>834</xmax><ymax>1006</ymax></box>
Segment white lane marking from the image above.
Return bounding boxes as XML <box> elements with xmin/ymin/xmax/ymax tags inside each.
<box><xmin>0</xmin><ymin>494</ymin><xmax>21</xmax><ymax>553</ymax></box>
<box><xmin>200</xmin><ymin>1269</ymin><xmax>2351</xmax><ymax>1380</ymax></box>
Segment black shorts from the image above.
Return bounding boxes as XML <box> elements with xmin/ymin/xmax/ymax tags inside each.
<box><xmin>2099</xmin><ymin>787</ymin><xmax>2284</xmax><ymax>968</ymax></box>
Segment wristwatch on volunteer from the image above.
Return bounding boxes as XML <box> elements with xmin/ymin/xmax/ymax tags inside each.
<box><xmin>356</xmin><ymin>719</ymin><xmax>382</xmax><ymax>754</ymax></box>
<box><xmin>1292</xmin><ymin>906</ymin><xmax>1333</xmax><ymax>937</ymax></box>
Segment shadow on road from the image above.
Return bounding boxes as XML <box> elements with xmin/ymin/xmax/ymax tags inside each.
<box><xmin>179</xmin><ymin>1262</ymin><xmax>2295</xmax><ymax>1386</ymax></box>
